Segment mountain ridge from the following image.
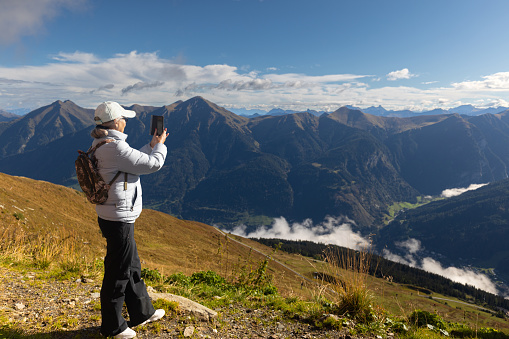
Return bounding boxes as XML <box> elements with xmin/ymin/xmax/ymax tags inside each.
<box><xmin>376</xmin><ymin>178</ymin><xmax>509</xmax><ymax>285</ymax></box>
<box><xmin>0</xmin><ymin>100</ymin><xmax>94</xmax><ymax>157</ymax></box>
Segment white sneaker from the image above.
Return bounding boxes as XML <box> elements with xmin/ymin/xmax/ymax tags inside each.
<box><xmin>114</xmin><ymin>327</ymin><xmax>136</xmax><ymax>339</ymax></box>
<box><xmin>139</xmin><ymin>309</ymin><xmax>165</xmax><ymax>326</ymax></box>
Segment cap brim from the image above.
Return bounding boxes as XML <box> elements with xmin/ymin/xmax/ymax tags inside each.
<box><xmin>122</xmin><ymin>109</ymin><xmax>137</xmax><ymax>118</ymax></box>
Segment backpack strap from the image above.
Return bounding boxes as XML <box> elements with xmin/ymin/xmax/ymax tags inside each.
<box><xmin>86</xmin><ymin>139</ymin><xmax>113</xmax><ymax>155</ymax></box>
<box><xmin>109</xmin><ymin>171</ymin><xmax>122</xmax><ymax>186</ymax></box>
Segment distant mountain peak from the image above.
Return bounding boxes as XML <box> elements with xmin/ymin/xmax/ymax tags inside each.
<box><xmin>0</xmin><ymin>100</ymin><xmax>94</xmax><ymax>157</ymax></box>
<box><xmin>186</xmin><ymin>96</ymin><xmax>212</xmax><ymax>106</ymax></box>
<box><xmin>0</xmin><ymin>109</ymin><xmax>19</xmax><ymax>122</ymax></box>
<box><xmin>45</xmin><ymin>99</ymin><xmax>80</xmax><ymax>110</ymax></box>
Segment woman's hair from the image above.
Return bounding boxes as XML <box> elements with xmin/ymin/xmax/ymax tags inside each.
<box><xmin>90</xmin><ymin>118</ymin><xmax>121</xmax><ymax>139</ymax></box>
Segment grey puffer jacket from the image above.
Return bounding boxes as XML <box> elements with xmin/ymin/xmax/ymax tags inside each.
<box><xmin>92</xmin><ymin>129</ymin><xmax>167</xmax><ymax>223</ymax></box>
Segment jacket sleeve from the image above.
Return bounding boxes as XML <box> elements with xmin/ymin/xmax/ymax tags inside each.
<box><xmin>140</xmin><ymin>143</ymin><xmax>153</xmax><ymax>155</ymax></box>
<box><xmin>114</xmin><ymin>141</ymin><xmax>167</xmax><ymax>175</ymax></box>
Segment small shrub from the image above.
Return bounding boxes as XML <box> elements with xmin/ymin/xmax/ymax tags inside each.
<box><xmin>141</xmin><ymin>268</ymin><xmax>163</xmax><ymax>283</ymax></box>
<box><xmin>231</xmin><ymin>243</ymin><xmax>279</xmax><ymax>294</ymax></box>
<box><xmin>400</xmin><ymin>327</ymin><xmax>445</xmax><ymax>338</ymax></box>
<box><xmin>408</xmin><ymin>309</ymin><xmax>446</xmax><ymax>330</ymax></box>
<box><xmin>320</xmin><ymin>315</ymin><xmax>344</xmax><ymax>330</ymax></box>
<box><xmin>478</xmin><ymin>327</ymin><xmax>509</xmax><ymax>339</ymax></box>
<box><xmin>12</xmin><ymin>212</ymin><xmax>24</xmax><ymax>221</ymax></box>
<box><xmin>191</xmin><ymin>270</ymin><xmax>226</xmax><ymax>286</ymax></box>
<box><xmin>450</xmin><ymin>326</ymin><xmax>509</xmax><ymax>339</ymax></box>
<box><xmin>262</xmin><ymin>285</ymin><xmax>278</xmax><ymax>295</ymax></box>
<box><xmin>165</xmin><ymin>272</ymin><xmax>191</xmax><ymax>286</ymax></box>
<box><xmin>385</xmin><ymin>317</ymin><xmax>409</xmax><ymax>334</ymax></box>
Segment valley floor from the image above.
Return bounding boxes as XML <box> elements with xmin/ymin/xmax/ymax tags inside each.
<box><xmin>0</xmin><ymin>267</ymin><xmax>377</xmax><ymax>339</ymax></box>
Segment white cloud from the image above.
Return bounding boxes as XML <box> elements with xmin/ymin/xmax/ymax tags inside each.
<box><xmin>265</xmin><ymin>73</ymin><xmax>369</xmax><ymax>84</ymax></box>
<box><xmin>52</xmin><ymin>51</ymin><xmax>99</xmax><ymax>64</ymax></box>
<box><xmin>387</xmin><ymin>68</ymin><xmax>416</xmax><ymax>81</ymax></box>
<box><xmin>441</xmin><ymin>183</ymin><xmax>488</xmax><ymax>198</ymax></box>
<box><xmin>482</xmin><ymin>98</ymin><xmax>509</xmax><ymax>108</ymax></box>
<box><xmin>216</xmin><ymin>78</ymin><xmax>274</xmax><ymax>91</ymax></box>
<box><xmin>121</xmin><ymin>81</ymin><xmax>165</xmax><ymax>95</ymax></box>
<box><xmin>452</xmin><ymin>72</ymin><xmax>509</xmax><ymax>91</ymax></box>
<box><xmin>421</xmin><ymin>258</ymin><xmax>498</xmax><ymax>295</ymax></box>
<box><xmin>230</xmin><ymin>216</ymin><xmax>370</xmax><ymax>251</ymax></box>
<box><xmin>396</xmin><ymin>238</ymin><xmax>422</xmax><ymax>254</ymax></box>
<box><xmin>0</xmin><ymin>0</ymin><xmax>87</xmax><ymax>44</ymax></box>
<box><xmin>383</xmin><ymin>239</ymin><xmax>498</xmax><ymax>294</ymax></box>
<box><xmin>89</xmin><ymin>84</ymin><xmax>114</xmax><ymax>95</ymax></box>
<box><xmin>1</xmin><ymin>50</ymin><xmax>509</xmax><ymax>112</ymax></box>
<box><xmin>382</xmin><ymin>249</ymin><xmax>418</xmax><ymax>267</ymax></box>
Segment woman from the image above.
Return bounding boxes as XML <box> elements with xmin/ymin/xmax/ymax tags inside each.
<box><xmin>91</xmin><ymin>101</ymin><xmax>168</xmax><ymax>339</ymax></box>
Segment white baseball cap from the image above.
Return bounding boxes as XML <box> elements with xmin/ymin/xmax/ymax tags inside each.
<box><xmin>94</xmin><ymin>101</ymin><xmax>136</xmax><ymax>125</ymax></box>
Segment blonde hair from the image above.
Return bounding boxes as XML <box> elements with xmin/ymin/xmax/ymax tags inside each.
<box><xmin>90</xmin><ymin>118</ymin><xmax>121</xmax><ymax>139</ymax></box>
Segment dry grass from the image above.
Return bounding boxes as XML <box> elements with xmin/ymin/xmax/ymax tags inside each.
<box><xmin>0</xmin><ymin>220</ymin><xmax>100</xmax><ymax>280</ymax></box>
<box><xmin>321</xmin><ymin>245</ymin><xmax>380</xmax><ymax>323</ymax></box>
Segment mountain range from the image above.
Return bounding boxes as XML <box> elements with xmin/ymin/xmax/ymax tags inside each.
<box><xmin>1</xmin><ymin>96</ymin><xmax>509</xmax><ymax>231</ymax></box>
<box><xmin>4</xmin><ymin>103</ymin><xmax>508</xmax><ymax>121</ymax></box>
<box><xmin>4</xmin><ymin>96</ymin><xmax>509</xmax><ymax>292</ymax></box>
<box><xmin>227</xmin><ymin>104</ymin><xmax>509</xmax><ymax>118</ymax></box>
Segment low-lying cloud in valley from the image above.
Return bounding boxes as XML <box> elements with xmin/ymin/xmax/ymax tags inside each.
<box><xmin>231</xmin><ymin>216</ymin><xmax>369</xmax><ymax>250</ymax></box>
<box><xmin>383</xmin><ymin>238</ymin><xmax>498</xmax><ymax>295</ymax></box>
<box><xmin>232</xmin><ymin>216</ymin><xmax>499</xmax><ymax>295</ymax></box>
<box><xmin>440</xmin><ymin>183</ymin><xmax>488</xmax><ymax>198</ymax></box>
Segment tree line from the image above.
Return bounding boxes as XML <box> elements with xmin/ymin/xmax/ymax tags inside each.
<box><xmin>254</xmin><ymin>238</ymin><xmax>509</xmax><ymax>311</ymax></box>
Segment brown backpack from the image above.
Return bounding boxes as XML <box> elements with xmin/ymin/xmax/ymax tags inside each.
<box><xmin>75</xmin><ymin>139</ymin><xmax>122</xmax><ymax>204</ymax></box>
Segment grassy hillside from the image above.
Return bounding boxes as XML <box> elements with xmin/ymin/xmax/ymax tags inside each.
<box><xmin>1</xmin><ymin>172</ymin><xmax>509</xmax><ymax>337</ymax></box>
<box><xmin>0</xmin><ymin>172</ymin><xmax>306</xmax><ymax>295</ymax></box>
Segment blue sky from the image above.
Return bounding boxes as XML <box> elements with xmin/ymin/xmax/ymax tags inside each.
<box><xmin>1</xmin><ymin>0</ymin><xmax>509</xmax><ymax>112</ymax></box>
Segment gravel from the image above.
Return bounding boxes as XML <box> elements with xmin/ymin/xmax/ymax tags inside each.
<box><xmin>0</xmin><ymin>267</ymin><xmax>379</xmax><ymax>338</ymax></box>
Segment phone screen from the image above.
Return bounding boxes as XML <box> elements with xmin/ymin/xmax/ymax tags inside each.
<box><xmin>150</xmin><ymin>115</ymin><xmax>164</xmax><ymax>136</ymax></box>
<box><xmin>156</xmin><ymin>118</ymin><xmax>163</xmax><ymax>136</ymax></box>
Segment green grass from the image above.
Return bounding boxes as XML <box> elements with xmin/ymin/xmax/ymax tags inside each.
<box><xmin>383</xmin><ymin>196</ymin><xmax>438</xmax><ymax>224</ymax></box>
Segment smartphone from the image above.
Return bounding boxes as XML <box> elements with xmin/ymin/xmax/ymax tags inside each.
<box><xmin>150</xmin><ymin>115</ymin><xmax>164</xmax><ymax>136</ymax></box>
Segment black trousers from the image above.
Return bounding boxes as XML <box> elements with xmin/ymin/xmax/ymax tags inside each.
<box><xmin>98</xmin><ymin>217</ymin><xmax>155</xmax><ymax>337</ymax></box>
